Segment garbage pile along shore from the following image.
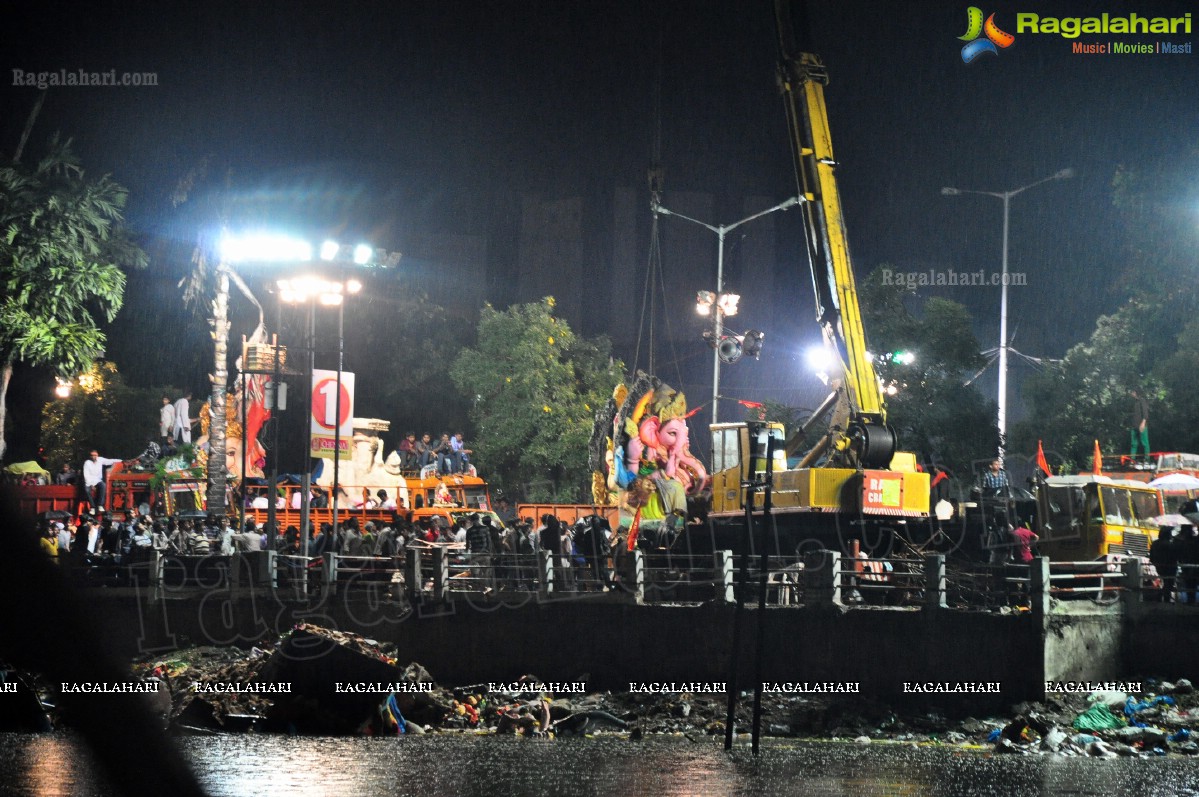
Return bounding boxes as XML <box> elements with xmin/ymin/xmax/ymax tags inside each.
<box><xmin>8</xmin><ymin>623</ymin><xmax>1198</xmax><ymax>756</ymax></box>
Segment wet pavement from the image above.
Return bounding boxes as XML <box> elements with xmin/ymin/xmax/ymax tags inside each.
<box><xmin>5</xmin><ymin>732</ymin><xmax>1199</xmax><ymax>796</ymax></box>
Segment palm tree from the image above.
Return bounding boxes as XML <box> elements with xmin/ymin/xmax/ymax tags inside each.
<box><xmin>0</xmin><ymin>136</ymin><xmax>145</xmax><ymax>461</ymax></box>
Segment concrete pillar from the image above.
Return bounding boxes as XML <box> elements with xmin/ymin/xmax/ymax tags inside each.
<box><xmin>803</xmin><ymin>550</ymin><xmax>841</xmax><ymax>607</ymax></box>
<box><xmin>1121</xmin><ymin>557</ymin><xmax>1144</xmax><ymax>617</ymax></box>
<box><xmin>323</xmin><ymin>552</ymin><xmax>337</xmax><ymax>595</ymax></box>
<box><xmin>405</xmin><ymin>548</ymin><xmax>423</xmax><ymax>598</ymax></box>
<box><xmin>717</xmin><ymin>550</ymin><xmax>735</xmax><ymax>604</ymax></box>
<box><xmin>632</xmin><ymin>548</ymin><xmax>645</xmax><ymax>605</ymax></box>
<box><xmin>925</xmin><ymin>554</ymin><xmax>947</xmax><ymax>610</ymax></box>
<box><xmin>537</xmin><ymin>549</ymin><xmax>553</xmax><ymax>597</ymax></box>
<box><xmin>267</xmin><ymin>549</ymin><xmax>277</xmax><ymax>589</ymax></box>
<box><xmin>1029</xmin><ymin>556</ymin><xmax>1050</xmax><ymax>624</ymax></box>
<box><xmin>433</xmin><ymin>547</ymin><xmax>449</xmax><ymax>602</ymax></box>
<box><xmin>230</xmin><ymin>552</ymin><xmax>243</xmax><ymax>588</ymax></box>
<box><xmin>150</xmin><ymin>551</ymin><xmax>162</xmax><ymax>586</ymax></box>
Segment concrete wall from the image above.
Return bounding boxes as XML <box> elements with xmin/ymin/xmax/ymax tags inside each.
<box><xmin>92</xmin><ymin>589</ymin><xmax>1040</xmax><ymax>713</ymax></box>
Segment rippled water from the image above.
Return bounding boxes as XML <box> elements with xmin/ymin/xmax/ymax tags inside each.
<box><xmin>4</xmin><ymin>733</ymin><xmax>1199</xmax><ymax>797</ymax></box>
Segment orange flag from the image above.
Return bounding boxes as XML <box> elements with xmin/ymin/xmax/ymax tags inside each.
<box><xmin>1036</xmin><ymin>440</ymin><xmax>1052</xmax><ymax>477</ymax></box>
<box><xmin>1093</xmin><ymin>439</ymin><xmax>1103</xmax><ymax>476</ymax></box>
<box><xmin>626</xmin><ymin>508</ymin><xmax>642</xmax><ymax>551</ymax></box>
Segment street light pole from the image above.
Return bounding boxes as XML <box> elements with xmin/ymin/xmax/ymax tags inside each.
<box><xmin>941</xmin><ymin>168</ymin><xmax>1072</xmax><ymax>460</ymax></box>
<box><xmin>331</xmin><ymin>298</ymin><xmax>343</xmax><ymax>544</ymax></box>
<box><xmin>653</xmin><ymin>196</ymin><xmax>800</xmax><ymax>424</ymax></box>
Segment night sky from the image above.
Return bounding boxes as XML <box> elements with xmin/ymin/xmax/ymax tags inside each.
<box><xmin>2</xmin><ymin>0</ymin><xmax>1197</xmax><ymax>460</ymax></box>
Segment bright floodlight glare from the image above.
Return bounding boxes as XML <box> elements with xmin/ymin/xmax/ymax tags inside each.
<box><xmin>696</xmin><ymin>290</ymin><xmax>715</xmax><ymax>316</ymax></box>
<box><xmin>345</xmin><ymin>278</ymin><xmax>363</xmax><ymax>294</ymax></box>
<box><xmin>221</xmin><ymin>234</ymin><xmax>313</xmax><ymax>263</ymax></box>
<box><xmin>806</xmin><ymin>345</ymin><xmax>834</xmax><ymax>373</ymax></box>
<box><xmin>353</xmin><ymin>244</ymin><xmax>373</xmax><ymax>265</ymax></box>
<box><xmin>54</xmin><ymin>378</ymin><xmax>72</xmax><ymax>398</ymax></box>
<box><xmin>320</xmin><ymin>240</ymin><xmax>340</xmax><ymax>261</ymax></box>
<box><xmin>718</xmin><ymin>293</ymin><xmax>740</xmax><ymax>317</ymax></box>
<box><xmin>319</xmin><ymin>293</ymin><xmax>343</xmax><ymax>306</ymax></box>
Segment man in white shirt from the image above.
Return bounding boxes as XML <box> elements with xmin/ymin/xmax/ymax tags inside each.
<box><xmin>82</xmin><ymin>450</ymin><xmax>122</xmax><ymax>512</ymax></box>
<box><xmin>172</xmin><ymin>392</ymin><xmax>194</xmax><ymax>444</ymax></box>
<box><xmin>159</xmin><ymin>396</ymin><xmax>176</xmax><ymax>446</ymax></box>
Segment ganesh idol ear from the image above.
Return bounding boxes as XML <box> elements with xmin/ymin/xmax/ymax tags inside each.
<box><xmin>638</xmin><ymin>416</ymin><xmax>661</xmax><ymax>449</ymax></box>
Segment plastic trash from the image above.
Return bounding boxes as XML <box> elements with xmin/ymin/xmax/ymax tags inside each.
<box><xmin>987</xmin><ymin>728</ymin><xmax>1002</xmax><ymax>742</ymax></box>
<box><xmin>1073</xmin><ymin>703</ymin><xmax>1125</xmax><ymax>732</ymax></box>
<box><xmin>1169</xmin><ymin>729</ymin><xmax>1191</xmax><ymax>743</ymax></box>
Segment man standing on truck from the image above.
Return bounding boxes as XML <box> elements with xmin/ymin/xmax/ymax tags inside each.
<box><xmin>172</xmin><ymin>392</ymin><xmax>195</xmax><ymax>445</ymax></box>
<box><xmin>159</xmin><ymin>395</ymin><xmax>176</xmax><ymax>447</ymax></box>
<box><xmin>82</xmin><ymin>450</ymin><xmax>123</xmax><ymax>512</ymax></box>
<box><xmin>1130</xmin><ymin>388</ymin><xmax>1150</xmax><ymax>466</ymax></box>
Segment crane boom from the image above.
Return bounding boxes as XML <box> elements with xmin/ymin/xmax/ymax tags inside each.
<box><xmin>775</xmin><ymin>1</ymin><xmax>895</xmax><ymax>469</ymax></box>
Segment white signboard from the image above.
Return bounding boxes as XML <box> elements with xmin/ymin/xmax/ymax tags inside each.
<box><xmin>310</xmin><ymin>369</ymin><xmax>354</xmax><ymax>460</ymax></box>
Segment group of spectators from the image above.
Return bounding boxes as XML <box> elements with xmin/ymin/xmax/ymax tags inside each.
<box><xmin>36</xmin><ymin>510</ymin><xmax>273</xmax><ymax>565</ymax></box>
<box><xmin>1149</xmin><ymin>516</ymin><xmax>1199</xmax><ymax>604</ymax></box>
<box><xmin>389</xmin><ymin>432</ymin><xmax>472</xmax><ymax>475</ymax></box>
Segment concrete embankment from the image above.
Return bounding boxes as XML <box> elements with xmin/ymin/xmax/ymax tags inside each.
<box><xmin>71</xmin><ymin>584</ymin><xmax>1199</xmax><ymax>714</ymax></box>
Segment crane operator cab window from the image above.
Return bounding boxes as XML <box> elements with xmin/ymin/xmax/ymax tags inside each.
<box><xmin>746</xmin><ymin>423</ymin><xmax>786</xmax><ymax>479</ymax></box>
<box><xmin>712</xmin><ymin>428</ymin><xmax>741</xmax><ymax>474</ymax></box>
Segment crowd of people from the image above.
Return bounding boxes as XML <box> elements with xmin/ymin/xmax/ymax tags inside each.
<box><xmin>388</xmin><ymin>432</ymin><xmax>473</xmax><ymax>475</ymax></box>
<box><xmin>31</xmin><ymin>500</ymin><xmax>626</xmax><ymax>594</ymax></box>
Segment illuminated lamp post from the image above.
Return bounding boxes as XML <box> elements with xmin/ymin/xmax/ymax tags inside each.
<box><xmin>653</xmin><ymin>196</ymin><xmax>800</xmax><ymax>423</ymax></box>
<box><xmin>941</xmin><ymin>168</ymin><xmax>1073</xmax><ymax>460</ymax></box>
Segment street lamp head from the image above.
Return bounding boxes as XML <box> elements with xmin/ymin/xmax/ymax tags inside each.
<box><xmin>940</xmin><ymin>187</ymin><xmax>961</xmax><ymax>196</ymax></box>
<box><xmin>696</xmin><ymin>290</ymin><xmax>715</xmax><ymax>316</ymax></box>
<box><xmin>221</xmin><ymin>233</ymin><xmax>313</xmax><ymax>264</ymax></box>
<box><xmin>319</xmin><ymin>240</ymin><xmax>340</xmax><ymax>261</ymax></box>
<box><xmin>352</xmin><ymin>244</ymin><xmax>373</xmax><ymax>265</ymax></box>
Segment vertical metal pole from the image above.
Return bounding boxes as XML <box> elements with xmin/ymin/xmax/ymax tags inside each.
<box><xmin>725</xmin><ymin>457</ymin><xmax>757</xmax><ymax>750</ymax></box>
<box><xmin>712</xmin><ymin>228</ymin><xmax>725</xmax><ymax>425</ymax></box>
<box><xmin>239</xmin><ymin>337</ymin><xmax>248</xmax><ymax>538</ymax></box>
<box><xmin>751</xmin><ymin>432</ymin><xmax>777</xmax><ymax>755</ymax></box>
<box><xmin>266</xmin><ymin>323</ymin><xmax>280</xmax><ymax>551</ymax></box>
<box><xmin>331</xmin><ymin>299</ymin><xmax>343</xmax><ymax>543</ymax></box>
<box><xmin>300</xmin><ymin>302</ymin><xmax>314</xmax><ymax>556</ymax></box>
<box><xmin>997</xmin><ymin>193</ymin><xmax>1010</xmax><ymax>462</ymax></box>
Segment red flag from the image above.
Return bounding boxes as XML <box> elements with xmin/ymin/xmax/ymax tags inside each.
<box><xmin>626</xmin><ymin>508</ymin><xmax>642</xmax><ymax>551</ymax></box>
<box><xmin>1036</xmin><ymin>440</ymin><xmax>1052</xmax><ymax>477</ymax></box>
<box><xmin>1093</xmin><ymin>439</ymin><xmax>1103</xmax><ymax>476</ymax></box>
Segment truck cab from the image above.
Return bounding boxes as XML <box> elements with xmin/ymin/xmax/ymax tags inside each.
<box><xmin>1036</xmin><ymin>475</ymin><xmax>1163</xmax><ymax>559</ymax></box>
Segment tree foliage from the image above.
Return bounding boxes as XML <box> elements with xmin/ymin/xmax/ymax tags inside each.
<box><xmin>1010</xmin><ymin>151</ymin><xmax>1199</xmax><ymax>467</ymax></box>
<box><xmin>450</xmin><ymin>297</ymin><xmax>623</xmax><ymax>501</ymax></box>
<box><xmin>39</xmin><ymin>362</ymin><xmax>170</xmax><ymax>470</ymax></box>
<box><xmin>860</xmin><ymin>268</ymin><xmax>998</xmax><ymax>475</ymax></box>
<box><xmin>0</xmin><ymin>137</ymin><xmax>145</xmax><ymax>459</ymax></box>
